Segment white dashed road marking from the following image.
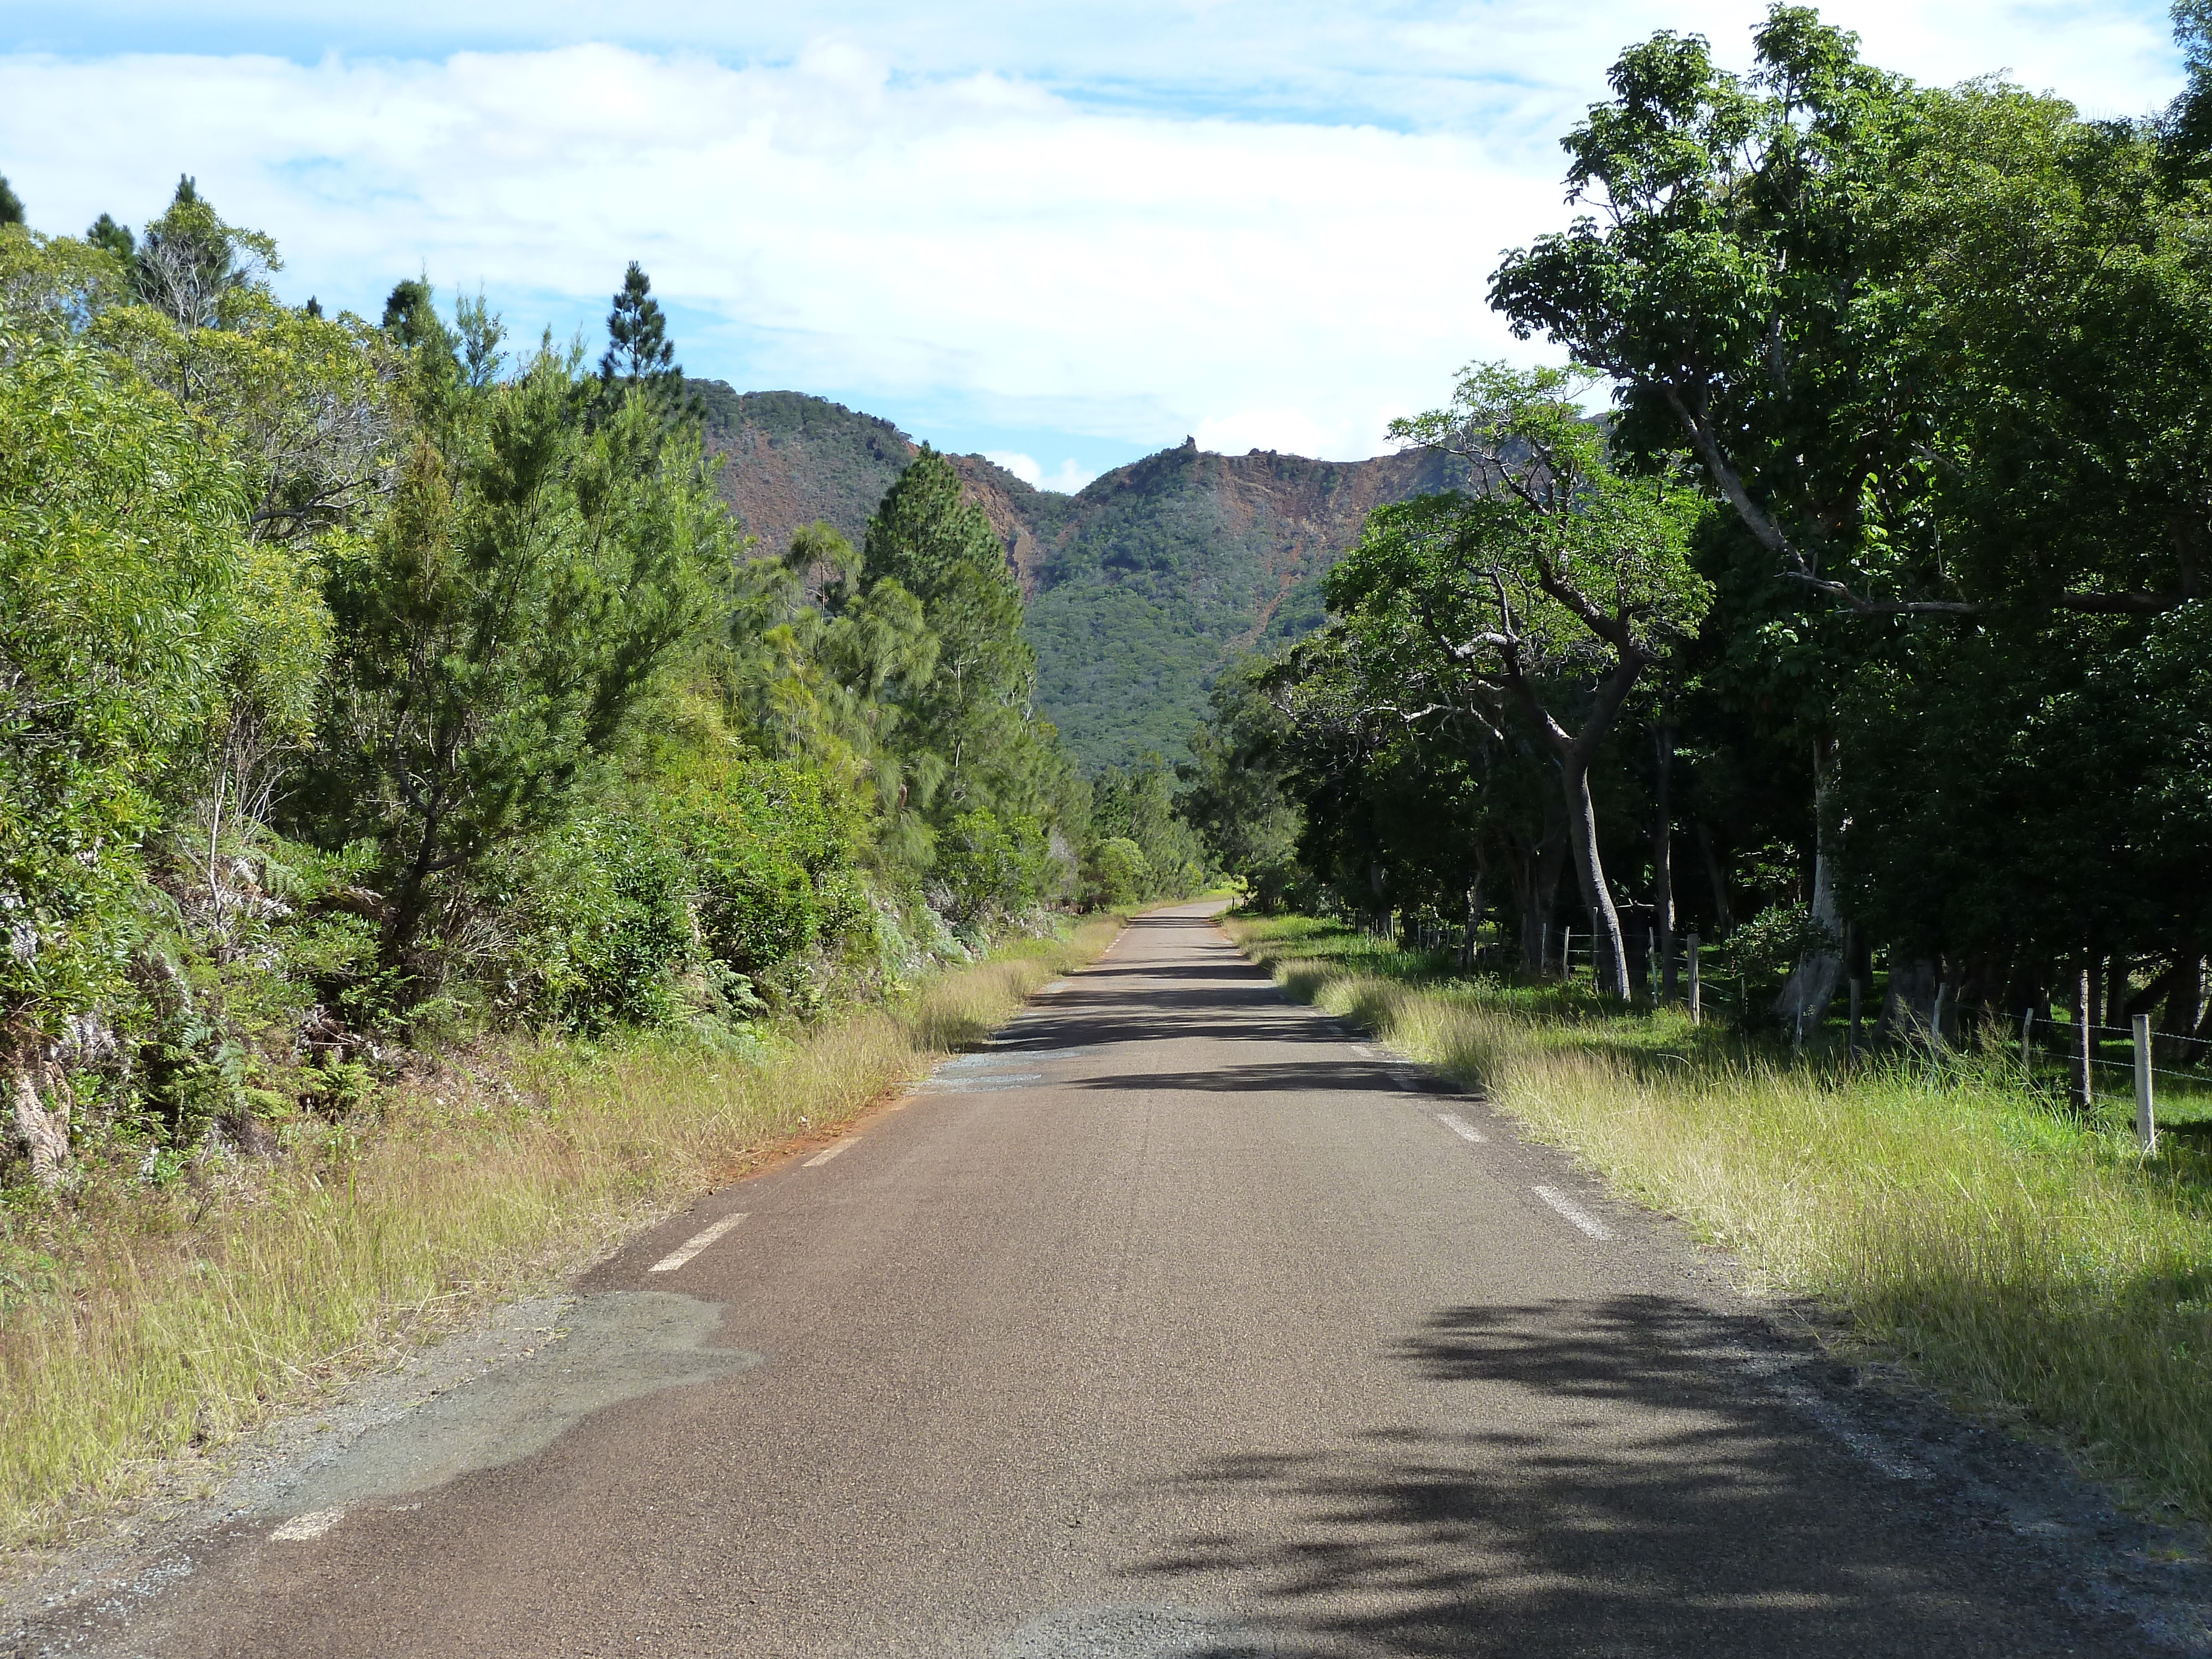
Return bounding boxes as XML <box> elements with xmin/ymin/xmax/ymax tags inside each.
<box><xmin>270</xmin><ymin>1509</ymin><xmax>346</xmax><ymax>1542</ymax></box>
<box><xmin>1531</xmin><ymin>1185</ymin><xmax>1613</xmax><ymax>1240</ymax></box>
<box><xmin>1437</xmin><ymin>1112</ymin><xmax>1486</xmax><ymax>1144</ymax></box>
<box><xmin>802</xmin><ymin>1140</ymin><xmax>854</xmax><ymax>1168</ymax></box>
<box><xmin>650</xmin><ymin>1212</ymin><xmax>749</xmax><ymax>1272</ymax></box>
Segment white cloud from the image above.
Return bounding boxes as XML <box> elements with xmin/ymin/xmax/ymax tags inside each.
<box><xmin>984</xmin><ymin>451</ymin><xmax>1099</xmax><ymax>493</ymax></box>
<box><xmin>0</xmin><ymin>2</ymin><xmax>2185</xmax><ymax>462</ymax></box>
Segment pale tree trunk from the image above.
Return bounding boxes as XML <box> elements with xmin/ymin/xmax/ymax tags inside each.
<box><xmin>1459</xmin><ymin>860</ymin><xmax>1487</xmax><ymax>969</ymax></box>
<box><xmin>1562</xmin><ymin>754</ymin><xmax>1630</xmax><ymax>999</ymax></box>
<box><xmin>8</xmin><ymin>1049</ymin><xmax>71</xmax><ymax>1190</ymax></box>
<box><xmin>1653</xmin><ymin>724</ymin><xmax>1677</xmax><ymax>998</ymax></box>
<box><xmin>1777</xmin><ymin>738</ymin><xmax>1844</xmax><ymax>1030</ymax></box>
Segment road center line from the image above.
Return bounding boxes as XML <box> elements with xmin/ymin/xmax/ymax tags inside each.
<box><xmin>802</xmin><ymin>1140</ymin><xmax>855</xmax><ymax>1168</ymax></box>
<box><xmin>1437</xmin><ymin>1112</ymin><xmax>1486</xmax><ymax>1144</ymax></box>
<box><xmin>269</xmin><ymin>1507</ymin><xmax>347</xmax><ymax>1541</ymax></box>
<box><xmin>649</xmin><ymin>1212</ymin><xmax>749</xmax><ymax>1272</ymax></box>
<box><xmin>1531</xmin><ymin>1185</ymin><xmax>1613</xmax><ymax>1240</ymax></box>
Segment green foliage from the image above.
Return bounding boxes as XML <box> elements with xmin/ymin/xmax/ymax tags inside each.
<box><xmin>0</xmin><ymin>226</ymin><xmax>132</xmax><ymax>337</ymax></box>
<box><xmin>128</xmin><ymin>176</ymin><xmax>279</xmax><ymax>332</ymax></box>
<box><xmin>300</xmin><ymin>344</ymin><xmax>726</xmax><ymax>973</ymax></box>
<box><xmin>1083</xmin><ymin>838</ymin><xmax>1149</xmax><ymax>909</ymax></box>
<box><xmin>1714</xmin><ymin>903</ymin><xmax>1841</xmax><ymax>1024</ymax></box>
<box><xmin>933</xmin><ymin>810</ymin><xmax>1052</xmax><ymax>927</ymax></box>
<box><xmin>598</xmin><ymin>261</ymin><xmax>687</xmax><ymax>420</ymax></box>
<box><xmin>1089</xmin><ymin>758</ymin><xmax>1207</xmax><ymax>901</ymax></box>
<box><xmin>1176</xmin><ymin>665</ymin><xmax>1305</xmax><ymax>911</ymax></box>
<box><xmin>0</xmin><ymin>327</ymin><xmax>255</xmax><ymax>1043</ymax></box>
<box><xmin>84</xmin><ymin>214</ymin><xmax>133</xmax><ymax>264</ymax></box>
<box><xmin>859</xmin><ymin>447</ymin><xmax>1077</xmax><ymax>837</ymax></box>
<box><xmin>0</xmin><ymin>221</ymin><xmax>1083</xmax><ymax>1191</ymax></box>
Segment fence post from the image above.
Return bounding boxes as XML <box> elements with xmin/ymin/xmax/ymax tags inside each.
<box><xmin>2020</xmin><ymin>1006</ymin><xmax>2033</xmax><ymax>1073</ymax></box>
<box><xmin>1647</xmin><ymin>926</ymin><xmax>1657</xmax><ymax>1005</ymax></box>
<box><xmin>2135</xmin><ymin>1013</ymin><xmax>2156</xmax><ymax>1152</ymax></box>
<box><xmin>1562</xmin><ymin>924</ymin><xmax>1572</xmax><ymax>984</ymax></box>
<box><xmin>1931</xmin><ymin>983</ymin><xmax>1949</xmax><ymax>1051</ymax></box>
<box><xmin>2074</xmin><ymin>966</ymin><xmax>2094</xmax><ymax>1114</ymax></box>
<box><xmin>1849</xmin><ymin>977</ymin><xmax>1863</xmax><ymax>1062</ymax></box>
<box><xmin>1541</xmin><ymin>920</ymin><xmax>1550</xmax><ymax>978</ymax></box>
<box><xmin>1687</xmin><ymin>933</ymin><xmax>1701</xmax><ymax>1025</ymax></box>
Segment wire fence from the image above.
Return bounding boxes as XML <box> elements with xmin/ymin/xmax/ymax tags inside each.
<box><xmin>1350</xmin><ymin>911</ymin><xmax>2212</xmax><ymax>1143</ymax></box>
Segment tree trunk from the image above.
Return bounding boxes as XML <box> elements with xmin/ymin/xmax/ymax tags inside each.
<box><xmin>1776</xmin><ymin>739</ymin><xmax>1843</xmax><ymax>1030</ymax></box>
<box><xmin>1880</xmin><ymin>955</ymin><xmax>1937</xmax><ymax>1044</ymax></box>
<box><xmin>2164</xmin><ymin>955</ymin><xmax>2206</xmax><ymax>1063</ymax></box>
<box><xmin>1653</xmin><ymin>724</ymin><xmax>1677</xmax><ymax>998</ymax></box>
<box><xmin>1459</xmin><ymin>858</ymin><xmax>1486</xmax><ymax>970</ymax></box>
<box><xmin>1522</xmin><ymin>800</ymin><xmax>1567</xmax><ymax>974</ymax></box>
<box><xmin>7</xmin><ymin>1049</ymin><xmax>71</xmax><ymax>1190</ymax></box>
<box><xmin>1695</xmin><ymin>822</ymin><xmax>1734</xmax><ymax>933</ymax></box>
<box><xmin>1506</xmin><ymin>838</ymin><xmax>1540</xmax><ymax>975</ymax></box>
<box><xmin>1560</xmin><ymin>754</ymin><xmax>1630</xmax><ymax>998</ymax></box>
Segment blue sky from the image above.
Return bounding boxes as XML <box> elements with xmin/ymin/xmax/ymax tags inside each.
<box><xmin>0</xmin><ymin>2</ymin><xmax>2188</xmax><ymax>490</ymax></box>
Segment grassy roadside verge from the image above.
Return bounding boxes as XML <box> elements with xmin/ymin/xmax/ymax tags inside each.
<box><xmin>0</xmin><ymin>917</ymin><xmax>1119</xmax><ymax>1554</ymax></box>
<box><xmin>1232</xmin><ymin>913</ymin><xmax>2212</xmax><ymax>1524</ymax></box>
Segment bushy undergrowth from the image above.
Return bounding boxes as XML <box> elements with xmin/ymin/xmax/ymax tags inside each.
<box><xmin>1232</xmin><ymin>913</ymin><xmax>2212</xmax><ymax>1523</ymax></box>
<box><xmin>0</xmin><ymin>917</ymin><xmax>1117</xmax><ymax>1552</ymax></box>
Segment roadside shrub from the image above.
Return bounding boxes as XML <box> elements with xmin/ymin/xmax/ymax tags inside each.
<box><xmin>935</xmin><ymin>810</ymin><xmax>1051</xmax><ymax>925</ymax></box>
<box><xmin>1713</xmin><ymin>903</ymin><xmax>1839</xmax><ymax>1026</ymax></box>
<box><xmin>1083</xmin><ymin>837</ymin><xmax>1149</xmax><ymax>909</ymax></box>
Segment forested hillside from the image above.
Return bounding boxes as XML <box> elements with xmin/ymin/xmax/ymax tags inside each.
<box><xmin>698</xmin><ymin>390</ymin><xmax>1470</xmax><ymax>769</ymax></box>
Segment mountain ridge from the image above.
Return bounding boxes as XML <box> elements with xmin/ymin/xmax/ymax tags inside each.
<box><xmin>694</xmin><ymin>381</ymin><xmax>1469</xmax><ymax>768</ymax></box>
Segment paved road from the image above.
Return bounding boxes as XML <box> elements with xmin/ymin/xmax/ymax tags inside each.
<box><xmin>40</xmin><ymin>904</ymin><xmax>2140</xmax><ymax>1656</ymax></box>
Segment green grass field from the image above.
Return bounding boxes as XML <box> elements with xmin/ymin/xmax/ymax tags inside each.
<box><xmin>1232</xmin><ymin>913</ymin><xmax>2212</xmax><ymax>1524</ymax></box>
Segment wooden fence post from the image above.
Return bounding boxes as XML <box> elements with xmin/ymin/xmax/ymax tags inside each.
<box><xmin>1687</xmin><ymin>933</ymin><xmax>1702</xmax><ymax>1025</ymax></box>
<box><xmin>2020</xmin><ymin>1006</ymin><xmax>2033</xmax><ymax>1073</ymax></box>
<box><xmin>2135</xmin><ymin>1013</ymin><xmax>2157</xmax><ymax>1152</ymax></box>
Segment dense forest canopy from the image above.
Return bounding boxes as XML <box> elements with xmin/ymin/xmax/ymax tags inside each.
<box><xmin>0</xmin><ymin>178</ymin><xmax>1208</xmax><ymax>1189</ymax></box>
<box><xmin>1188</xmin><ymin>2</ymin><xmax>2212</xmax><ymax>1061</ymax></box>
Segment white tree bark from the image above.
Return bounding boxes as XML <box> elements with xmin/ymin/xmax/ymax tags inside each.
<box><xmin>1777</xmin><ymin>741</ymin><xmax>1844</xmax><ymax>1030</ymax></box>
<box><xmin>8</xmin><ymin>1053</ymin><xmax>71</xmax><ymax>1190</ymax></box>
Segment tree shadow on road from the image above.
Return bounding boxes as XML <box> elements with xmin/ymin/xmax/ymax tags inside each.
<box><xmin>1119</xmin><ymin>1296</ymin><xmax>2121</xmax><ymax>1658</ymax></box>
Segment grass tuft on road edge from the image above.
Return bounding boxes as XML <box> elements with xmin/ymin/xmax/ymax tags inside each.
<box><xmin>1232</xmin><ymin>913</ymin><xmax>2212</xmax><ymax>1524</ymax></box>
<box><xmin>0</xmin><ymin>917</ymin><xmax>1119</xmax><ymax>1554</ymax></box>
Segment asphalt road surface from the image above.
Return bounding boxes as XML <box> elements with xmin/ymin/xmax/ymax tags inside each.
<box><xmin>39</xmin><ymin>904</ymin><xmax>2147</xmax><ymax>1657</ymax></box>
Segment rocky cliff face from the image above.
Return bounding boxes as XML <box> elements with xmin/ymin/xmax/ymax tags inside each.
<box><xmin>696</xmin><ymin>382</ymin><xmax>1467</xmax><ymax>768</ymax></box>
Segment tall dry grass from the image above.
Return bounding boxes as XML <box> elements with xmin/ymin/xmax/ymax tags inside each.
<box><xmin>0</xmin><ymin>920</ymin><xmax>1118</xmax><ymax>1551</ymax></box>
<box><xmin>1235</xmin><ymin>915</ymin><xmax>2212</xmax><ymax>1521</ymax></box>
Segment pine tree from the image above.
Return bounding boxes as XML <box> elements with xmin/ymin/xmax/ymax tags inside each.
<box><xmin>598</xmin><ymin>262</ymin><xmax>691</xmax><ymax>422</ymax></box>
<box><xmin>85</xmin><ymin>212</ymin><xmax>134</xmax><ymax>260</ymax></box>
<box><xmin>0</xmin><ymin>174</ymin><xmax>24</xmax><ymax>228</ymax></box>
